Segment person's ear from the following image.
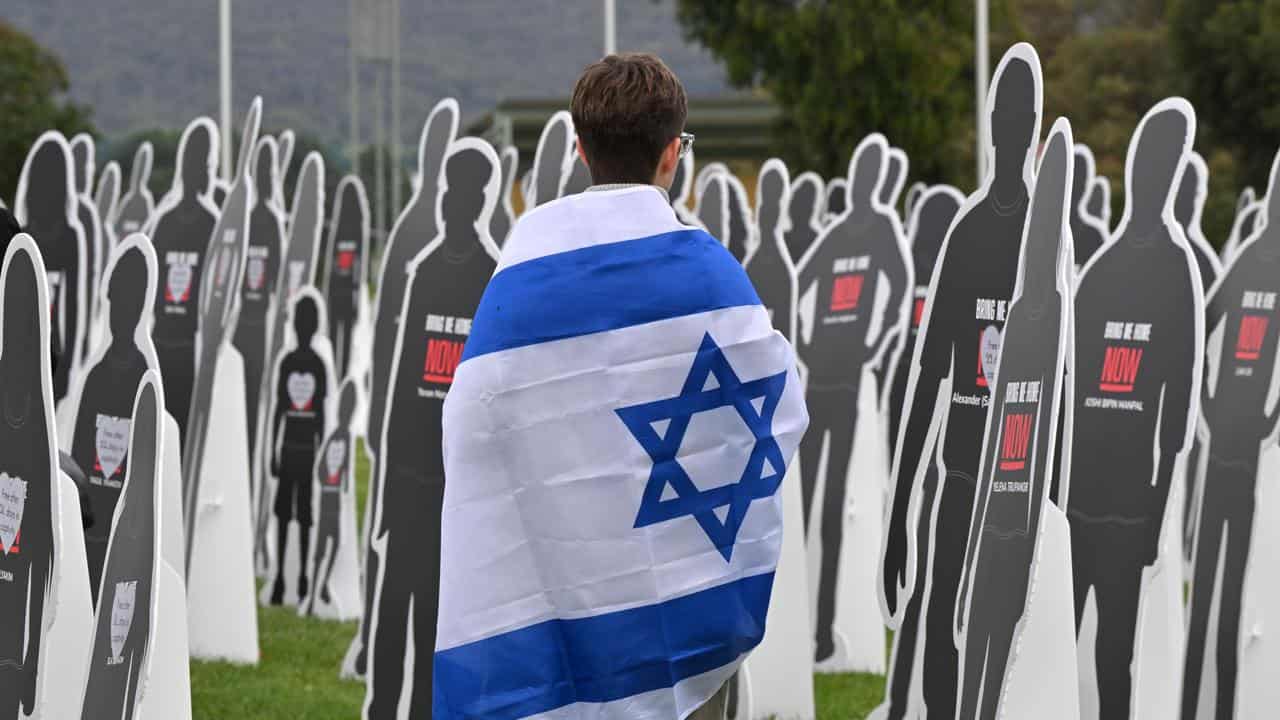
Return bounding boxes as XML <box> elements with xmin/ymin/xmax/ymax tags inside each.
<box><xmin>575</xmin><ymin>137</ymin><xmax>590</xmax><ymax>172</ymax></box>
<box><xmin>653</xmin><ymin>137</ymin><xmax>681</xmax><ymax>188</ymax></box>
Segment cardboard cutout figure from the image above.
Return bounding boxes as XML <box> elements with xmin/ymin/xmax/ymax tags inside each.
<box><xmin>739</xmin><ymin>158</ymin><xmax>817</xmax><ymax>719</ymax></box>
<box><xmin>321</xmin><ymin>175</ymin><xmax>370</xmax><ymax>382</ymax></box>
<box><xmin>786</xmin><ymin>172</ymin><xmax>824</xmax><ymax>264</ymax></box>
<box><xmin>347</xmin><ymin>97</ymin><xmax>458</xmax><ymax>678</ymax></box>
<box><xmin>254</xmin><ymin>153</ymin><xmax>325</xmax><ymax>573</ymax></box>
<box><xmin>363</xmin><ymin>138</ymin><xmax>501</xmax><ymax>719</ymax></box>
<box><xmin>530</xmin><ymin>111</ymin><xmax>574</xmax><ymax>208</ymax></box>
<box><xmin>880</xmin><ymin>147</ymin><xmax>908</xmax><ymax>213</ymax></box>
<box><xmin>14</xmin><ymin>131</ymin><xmax>88</xmax><ymax>403</ymax></box>
<box><xmin>1221</xmin><ymin>200</ymin><xmax>1263</xmax><ymax>266</ymax></box>
<box><xmin>233</xmin><ymin>138</ymin><xmax>287</xmax><ymax>498</ymax></box>
<box><xmin>1071</xmin><ymin>145</ymin><xmax>1110</xmax><ymax>268</ymax></box>
<box><xmin>887</xmin><ymin>186</ymin><xmax>964</xmax><ymax>459</ymax></box>
<box><xmin>697</xmin><ymin>172</ymin><xmax>730</xmax><ymax>244</ymax></box>
<box><xmin>148</xmin><ymin>118</ymin><xmax>220</xmax><ymax>446</ymax></box>
<box><xmin>182</xmin><ymin>98</ymin><xmax>261</xmax><ymax>664</ymax></box>
<box><xmin>725</xmin><ymin>172</ymin><xmax>755</xmax><ymax>262</ymax></box>
<box><xmin>261</xmin><ymin>290</ymin><xmax>334</xmax><ymax>608</ymax></box>
<box><xmin>955</xmin><ymin>116</ymin><xmax>1075</xmax><ymax>720</ymax></box>
<box><xmin>1061</xmin><ymin>100</ymin><xmax>1204</xmax><ymax>720</ymax></box>
<box><xmin>671</xmin><ymin>147</ymin><xmax>697</xmax><ymax>225</ymax></box>
<box><xmin>69</xmin><ymin>134</ymin><xmax>103</xmax><ymax>342</ymax></box>
<box><xmin>0</xmin><ymin>235</ymin><xmax>93</xmax><ymax>720</ymax></box>
<box><xmin>115</xmin><ymin>143</ymin><xmax>154</xmax><ymax>237</ymax></box>
<box><xmin>904</xmin><ymin>181</ymin><xmax>927</xmax><ymax>224</ymax></box>
<box><xmin>302</xmin><ymin>377</ymin><xmax>360</xmax><ymax>620</ymax></box>
<box><xmin>1086</xmin><ymin>175</ymin><xmax>1112</xmax><ymax>229</ymax></box>
<box><xmin>94</xmin><ymin>161</ymin><xmax>122</xmax><ymax>244</ymax></box>
<box><xmin>1175</xmin><ymin>151</ymin><xmax>1224</xmax><ymax>304</ymax></box>
<box><xmin>826</xmin><ymin>178</ymin><xmax>849</xmax><ymax>223</ymax></box>
<box><xmin>277</xmin><ymin>129</ymin><xmax>296</xmax><ymax>206</ymax></box>
<box><xmin>488</xmin><ymin>146</ymin><xmax>517</xmax><ymax>248</ymax></box>
<box><xmin>878</xmin><ymin>44</ymin><xmax>1042</xmax><ymax>720</ymax></box>
<box><xmin>78</xmin><ymin>373</ymin><xmax>191</xmax><ymax>720</ymax></box>
<box><xmin>66</xmin><ymin>236</ymin><xmax>160</xmax><ymax>602</ymax></box>
<box><xmin>1182</xmin><ymin>147</ymin><xmax>1280</xmax><ymax>720</ymax></box>
<box><xmin>796</xmin><ymin>133</ymin><xmax>912</xmax><ymax>666</ymax></box>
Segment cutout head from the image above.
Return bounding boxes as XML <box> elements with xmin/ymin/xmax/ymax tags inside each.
<box><xmin>1020</xmin><ymin>120</ymin><xmax>1072</xmax><ymax>301</ymax></box>
<box><xmin>417</xmin><ymin>99</ymin><xmax>461</xmax><ymax>202</ymax></box>
<box><xmin>847</xmin><ymin>136</ymin><xmax>886</xmax><ymax>211</ymax></box>
<box><xmin>26</xmin><ymin>135</ymin><xmax>73</xmax><ymax>226</ymax></box>
<box><xmin>107</xmin><ymin>246</ymin><xmax>149</xmax><ymax>339</ymax></box>
<box><xmin>440</xmin><ymin>144</ymin><xmax>496</xmax><ymax>242</ymax></box>
<box><xmin>337</xmin><ymin>378</ymin><xmax>357</xmax><ymax>426</ymax></box>
<box><xmin>1174</xmin><ymin>152</ymin><xmax>1204</xmax><ymax>227</ymax></box>
<box><xmin>827</xmin><ymin>179</ymin><xmax>849</xmax><ymax>218</ymax></box>
<box><xmin>756</xmin><ymin>160</ymin><xmax>789</xmax><ymax>239</ymax></box>
<box><xmin>70</xmin><ymin>134</ymin><xmax>94</xmax><ymax>196</ymax></box>
<box><xmin>790</xmin><ymin>173</ymin><xmax>822</xmax><ymax>228</ymax></box>
<box><xmin>1123</xmin><ymin>101</ymin><xmax>1193</xmax><ymax>230</ymax></box>
<box><xmin>1071</xmin><ymin>146</ymin><xmax>1092</xmax><ymax>214</ymax></box>
<box><xmin>179</xmin><ymin>121</ymin><xmax>216</xmax><ymax>197</ymax></box>
<box><xmin>987</xmin><ymin>50</ymin><xmax>1040</xmax><ymax>184</ymax></box>
<box><xmin>878</xmin><ymin>148</ymin><xmax>907</xmax><ymax>208</ymax></box>
<box><xmin>1</xmin><ymin>243</ymin><xmax>45</xmax><ymax>389</ymax></box>
<box><xmin>292</xmin><ymin>294</ymin><xmax>319</xmax><ymax>345</ymax></box>
<box><xmin>254</xmin><ymin>138</ymin><xmax>277</xmax><ymax>202</ymax></box>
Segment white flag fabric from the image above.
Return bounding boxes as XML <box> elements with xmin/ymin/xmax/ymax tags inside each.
<box><xmin>434</xmin><ymin>186</ymin><xmax>808</xmax><ymax>719</ymax></box>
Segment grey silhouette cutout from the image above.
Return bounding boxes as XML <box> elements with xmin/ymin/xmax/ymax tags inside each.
<box><xmin>94</xmin><ymin>162</ymin><xmax>122</xmax><ymax>237</ymax></box>
<box><xmin>697</xmin><ymin>173</ymin><xmax>729</xmax><ymax>244</ymax></box>
<box><xmin>826</xmin><ymin>178</ymin><xmax>849</xmax><ymax>221</ymax></box>
<box><xmin>562</xmin><ymin>150</ymin><xmax>592</xmax><ymax>196</ymax></box>
<box><xmin>69</xmin><ymin>134</ymin><xmax>102</xmax><ymax>334</ymax></box>
<box><xmin>531</xmin><ymin>112</ymin><xmax>573</xmax><ymax>207</ymax></box>
<box><xmin>797</xmin><ymin>133</ymin><xmax>910</xmax><ymax>664</ymax></box>
<box><xmin>724</xmin><ymin>173</ymin><xmax>753</xmax><ymax>262</ymax></box>
<box><xmin>78</xmin><ymin>375</ymin><xmax>161</xmax><ymax>720</ymax></box>
<box><xmin>115</xmin><ymin>143</ymin><xmax>154</xmax><ymax>236</ymax></box>
<box><xmin>904</xmin><ymin>181</ymin><xmax>927</xmax><ymax>224</ymax></box>
<box><xmin>352</xmin><ymin>97</ymin><xmax>458</xmax><ymax>677</ymax></box>
<box><xmin>1182</xmin><ymin>146</ymin><xmax>1280</xmax><ymax>720</ymax></box>
<box><xmin>149</xmin><ymin>118</ymin><xmax>220</xmax><ymax>447</ymax></box>
<box><xmin>304</xmin><ymin>377</ymin><xmax>357</xmax><ymax>617</ymax></box>
<box><xmin>70</xmin><ymin>240</ymin><xmax>156</xmax><ymax>602</ymax></box>
<box><xmin>0</xmin><ymin>239</ymin><xmax>57</xmax><ymax>719</ymax></box>
<box><xmin>321</xmin><ymin>176</ymin><xmax>369</xmax><ymax>381</ymax></box>
<box><xmin>956</xmin><ymin>118</ymin><xmax>1073</xmax><ymax>720</ymax></box>
<box><xmin>785</xmin><ymin>172</ymin><xmax>823</xmax><ymax>263</ymax></box>
<box><xmin>748</xmin><ymin>159</ymin><xmax>797</xmax><ymax>341</ymax></box>
<box><xmin>365</xmin><ymin>140</ymin><xmax>500</xmax><ymax>718</ymax></box>
<box><xmin>15</xmin><ymin>132</ymin><xmax>87</xmax><ymax>402</ymax></box>
<box><xmin>880</xmin><ymin>46</ymin><xmax>1041</xmax><ymax>720</ymax></box>
<box><xmin>879</xmin><ymin>147</ymin><xmax>908</xmax><ymax>210</ymax></box>
<box><xmin>182</xmin><ymin>98</ymin><xmax>260</xmax><ymax>572</ymax></box>
<box><xmin>489</xmin><ymin>146</ymin><xmax>517</xmax><ymax>248</ymax></box>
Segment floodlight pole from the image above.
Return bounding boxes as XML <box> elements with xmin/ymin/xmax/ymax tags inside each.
<box><xmin>390</xmin><ymin>0</ymin><xmax>401</xmax><ymax>219</ymax></box>
<box><xmin>604</xmin><ymin>0</ymin><xmax>616</xmax><ymax>55</ymax></box>
<box><xmin>976</xmin><ymin>0</ymin><xmax>989</xmax><ymax>183</ymax></box>
<box><xmin>349</xmin><ymin>0</ymin><xmax>360</xmax><ymax>174</ymax></box>
<box><xmin>219</xmin><ymin>0</ymin><xmax>232</xmax><ymax>181</ymax></box>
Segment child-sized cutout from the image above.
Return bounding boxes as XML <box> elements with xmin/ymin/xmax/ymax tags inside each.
<box><xmin>115</xmin><ymin>143</ymin><xmax>154</xmax><ymax>236</ymax></box>
<box><xmin>94</xmin><ymin>161</ymin><xmax>122</xmax><ymax>249</ymax></box>
<box><xmin>69</xmin><ymin>134</ymin><xmax>103</xmax><ymax>344</ymax></box>
<box><xmin>301</xmin><ymin>377</ymin><xmax>361</xmax><ymax>621</ymax></box>
<box><xmin>78</xmin><ymin>372</ymin><xmax>192</xmax><ymax>720</ymax></box>
<box><xmin>1175</xmin><ymin>151</ymin><xmax>1224</xmax><ymax>296</ymax></box>
<box><xmin>786</xmin><ymin>172</ymin><xmax>824</xmax><ymax>264</ymax></box>
<box><xmin>878</xmin><ymin>44</ymin><xmax>1042</xmax><ymax>720</ymax></box>
<box><xmin>796</xmin><ymin>133</ymin><xmax>912</xmax><ymax>670</ymax></box>
<box><xmin>1071</xmin><ymin>144</ymin><xmax>1110</xmax><ymax>269</ymax></box>
<box><xmin>182</xmin><ymin>98</ymin><xmax>261</xmax><ymax>664</ymax></box>
<box><xmin>261</xmin><ymin>289</ymin><xmax>334</xmax><ymax>608</ymax></box>
<box><xmin>1182</xmin><ymin>146</ymin><xmax>1280</xmax><ymax>720</ymax></box>
<box><xmin>234</xmin><ymin>137</ymin><xmax>286</xmax><ymax>509</ymax></box>
<box><xmin>15</xmin><ymin>131</ymin><xmax>88</xmax><ymax>404</ymax></box>
<box><xmin>488</xmin><ymin>146</ymin><xmax>517</xmax><ymax>248</ymax></box>
<box><xmin>321</xmin><ymin>175</ymin><xmax>370</xmax><ymax>382</ymax></box>
<box><xmin>1065</xmin><ymin>99</ymin><xmax>1203</xmax><ymax>720</ymax></box>
<box><xmin>347</xmin><ymin>98</ymin><xmax>458</xmax><ymax>679</ymax></box>
<box><xmin>530</xmin><ymin>111</ymin><xmax>574</xmax><ymax>208</ymax></box>
<box><xmin>148</xmin><ymin>118</ymin><xmax>221</xmax><ymax>446</ymax></box>
<box><xmin>362</xmin><ymin>138</ymin><xmax>501</xmax><ymax>719</ymax></box>
<box><xmin>254</xmin><ymin>153</ymin><xmax>325</xmax><ymax>575</ymax></box>
<box><xmin>955</xmin><ymin>116</ymin><xmax>1077</xmax><ymax>720</ymax></box>
<box><xmin>738</xmin><ymin>158</ymin><xmax>816</xmax><ymax>720</ymax></box>
<box><xmin>0</xmin><ymin>235</ymin><xmax>92</xmax><ymax>720</ymax></box>
<box><xmin>65</xmin><ymin>236</ymin><xmax>162</xmax><ymax>602</ymax></box>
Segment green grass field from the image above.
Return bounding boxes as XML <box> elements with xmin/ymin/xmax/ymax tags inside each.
<box><xmin>189</xmin><ymin>442</ymin><xmax>886</xmax><ymax>718</ymax></box>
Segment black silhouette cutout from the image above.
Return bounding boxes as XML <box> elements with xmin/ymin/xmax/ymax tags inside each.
<box><xmin>70</xmin><ymin>241</ymin><xmax>155</xmax><ymax>601</ymax></box>
<box><xmin>1064</xmin><ymin>100</ymin><xmax>1201</xmax><ymax>720</ymax></box>
<box><xmin>724</xmin><ymin>173</ymin><xmax>753</xmax><ymax>262</ymax></box>
<box><xmin>16</xmin><ymin>132</ymin><xmax>87</xmax><ymax>402</ymax></box>
<box><xmin>880</xmin><ymin>46</ymin><xmax>1040</xmax><ymax>720</ymax></box>
<box><xmin>879</xmin><ymin>147</ymin><xmax>908</xmax><ymax>211</ymax></box>
<box><xmin>797</xmin><ymin>133</ymin><xmax>910</xmax><ymax>663</ymax></box>
<box><xmin>69</xmin><ymin>134</ymin><xmax>102</xmax><ymax>339</ymax></box>
<box><xmin>266</xmin><ymin>294</ymin><xmax>328</xmax><ymax>605</ymax></box>
<box><xmin>785</xmin><ymin>172</ymin><xmax>823</xmax><ymax>264</ymax></box>
<box><xmin>94</xmin><ymin>162</ymin><xmax>122</xmax><ymax>244</ymax></box>
<box><xmin>488</xmin><ymin>146</ymin><xmax>517</xmax><ymax>248</ymax></box>
<box><xmin>826</xmin><ymin>178</ymin><xmax>849</xmax><ymax>221</ymax></box>
<box><xmin>956</xmin><ymin>118</ymin><xmax>1072</xmax><ymax>720</ymax></box>
<box><xmin>697</xmin><ymin>172</ymin><xmax>729</xmax><ymax>245</ymax></box>
<box><xmin>115</xmin><ymin>143</ymin><xmax>154</xmax><ymax>236</ymax></box>
<box><xmin>748</xmin><ymin>159</ymin><xmax>797</xmax><ymax>341</ymax></box>
<box><xmin>1071</xmin><ymin>145</ymin><xmax>1109</xmax><ymax>267</ymax></box>
<box><xmin>0</xmin><ymin>239</ymin><xmax>56</xmax><ymax>720</ymax></box>
<box><xmin>1182</xmin><ymin>148</ymin><xmax>1280</xmax><ymax>720</ymax></box>
<box><xmin>78</xmin><ymin>375</ymin><xmax>161</xmax><ymax>720</ymax></box>
<box><xmin>321</xmin><ymin>176</ymin><xmax>369</xmax><ymax>381</ymax></box>
<box><xmin>1175</xmin><ymin>151</ymin><xmax>1224</xmax><ymax>296</ymax></box>
<box><xmin>904</xmin><ymin>181</ymin><xmax>927</xmax><ymax>223</ymax></box>
<box><xmin>365</xmin><ymin>140</ymin><xmax>500</xmax><ymax>718</ymax></box>
<box><xmin>149</xmin><ymin>119</ymin><xmax>219</xmax><ymax>446</ymax></box>
<box><xmin>353</xmin><ymin>98</ymin><xmax>457</xmax><ymax>677</ymax></box>
<box><xmin>531</xmin><ymin>112</ymin><xmax>572</xmax><ymax>207</ymax></box>
<box><xmin>304</xmin><ymin>378</ymin><xmax>357</xmax><ymax>617</ymax></box>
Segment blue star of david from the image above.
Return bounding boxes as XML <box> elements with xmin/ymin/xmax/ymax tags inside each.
<box><xmin>616</xmin><ymin>333</ymin><xmax>788</xmax><ymax>562</ymax></box>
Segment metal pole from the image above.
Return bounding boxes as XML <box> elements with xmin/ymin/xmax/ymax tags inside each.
<box><xmin>604</xmin><ymin>0</ymin><xmax>616</xmax><ymax>56</ymax></box>
<box><xmin>390</xmin><ymin>0</ymin><xmax>401</xmax><ymax>219</ymax></box>
<box><xmin>374</xmin><ymin>67</ymin><xmax>386</xmax><ymax>251</ymax></box>
<box><xmin>350</xmin><ymin>0</ymin><xmax>360</xmax><ymax>174</ymax></box>
<box><xmin>975</xmin><ymin>0</ymin><xmax>989</xmax><ymax>183</ymax></box>
<box><xmin>219</xmin><ymin>0</ymin><xmax>232</xmax><ymax>181</ymax></box>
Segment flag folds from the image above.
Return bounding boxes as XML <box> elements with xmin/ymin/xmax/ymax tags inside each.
<box><xmin>434</xmin><ymin>187</ymin><xmax>808</xmax><ymax>719</ymax></box>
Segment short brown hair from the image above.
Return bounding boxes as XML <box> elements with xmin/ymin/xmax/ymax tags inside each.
<box><xmin>570</xmin><ymin>53</ymin><xmax>688</xmax><ymax>185</ymax></box>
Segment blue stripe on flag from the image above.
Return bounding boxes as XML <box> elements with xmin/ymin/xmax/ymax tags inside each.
<box><xmin>432</xmin><ymin>571</ymin><xmax>775</xmax><ymax>719</ymax></box>
<box><xmin>461</xmin><ymin>228</ymin><xmax>760</xmax><ymax>361</ymax></box>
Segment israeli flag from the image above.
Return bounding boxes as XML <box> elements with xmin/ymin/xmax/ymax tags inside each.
<box><xmin>434</xmin><ymin>186</ymin><xmax>808</xmax><ymax>719</ymax></box>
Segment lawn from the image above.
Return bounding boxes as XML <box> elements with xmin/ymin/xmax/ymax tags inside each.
<box><xmin>189</xmin><ymin>442</ymin><xmax>887</xmax><ymax>718</ymax></box>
